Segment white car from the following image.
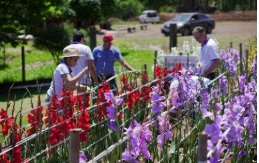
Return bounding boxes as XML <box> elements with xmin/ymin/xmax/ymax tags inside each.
<box><xmin>139</xmin><ymin>10</ymin><xmax>160</xmax><ymax>24</ymax></box>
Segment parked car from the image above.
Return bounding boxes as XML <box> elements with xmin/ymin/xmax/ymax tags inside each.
<box><xmin>139</xmin><ymin>10</ymin><xmax>160</xmax><ymax>24</ymax></box>
<box><xmin>161</xmin><ymin>12</ymin><xmax>215</xmax><ymax>36</ymax></box>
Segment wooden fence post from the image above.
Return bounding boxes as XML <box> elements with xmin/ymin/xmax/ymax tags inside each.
<box><xmin>154</xmin><ymin>50</ymin><xmax>157</xmax><ymax>79</ymax></box>
<box><xmin>69</xmin><ymin>128</ymin><xmax>81</xmax><ymax>163</ymax></box>
<box><xmin>229</xmin><ymin>42</ymin><xmax>233</xmax><ymax>48</ymax></box>
<box><xmin>198</xmin><ymin>133</ymin><xmax>208</xmax><ymax>163</ymax></box>
<box><xmin>245</xmin><ymin>49</ymin><xmax>249</xmax><ymax>75</ymax></box>
<box><xmin>89</xmin><ymin>26</ymin><xmax>96</xmax><ymax>51</ymax></box>
<box><xmin>239</xmin><ymin>43</ymin><xmax>243</xmax><ymax>73</ymax></box>
<box><xmin>21</xmin><ymin>46</ymin><xmax>25</xmax><ymax>82</ymax></box>
<box><xmin>143</xmin><ymin>64</ymin><xmax>147</xmax><ymax>74</ymax></box>
<box><xmin>142</xmin><ymin>64</ymin><xmax>148</xmax><ymax>84</ymax></box>
<box><xmin>169</xmin><ymin>24</ymin><xmax>177</xmax><ymax>52</ymax></box>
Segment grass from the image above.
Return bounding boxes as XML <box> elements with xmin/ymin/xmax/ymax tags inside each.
<box><xmin>0</xmin><ymin>44</ymin><xmax>56</xmax><ymax>83</ymax></box>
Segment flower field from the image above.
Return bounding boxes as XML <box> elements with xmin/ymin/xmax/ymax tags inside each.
<box><xmin>0</xmin><ymin>45</ymin><xmax>257</xmax><ymax>162</ymax></box>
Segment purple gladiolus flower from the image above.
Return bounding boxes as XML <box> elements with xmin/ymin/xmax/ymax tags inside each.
<box><xmin>238</xmin><ymin>73</ymin><xmax>246</xmax><ymax>91</ymax></box>
<box><xmin>106</xmin><ymin>105</ymin><xmax>116</xmax><ymax>119</ymax></box>
<box><xmin>220</xmin><ymin>49</ymin><xmax>239</xmax><ymax>75</ymax></box>
<box><xmin>108</xmin><ymin>120</ymin><xmax>120</xmax><ymax>132</ymax></box>
<box><xmin>122</xmin><ymin>120</ymin><xmax>153</xmax><ymax>161</ymax></box>
<box><xmin>219</xmin><ymin>75</ymin><xmax>228</xmax><ymax>95</ymax></box>
<box><xmin>157</xmin><ymin>115</ymin><xmax>173</xmax><ymax>148</ymax></box>
<box><xmin>151</xmin><ymin>85</ymin><xmax>165</xmax><ymax>114</ymax></box>
<box><xmin>79</xmin><ymin>152</ymin><xmax>88</xmax><ymax>163</ymax></box>
<box><xmin>196</xmin><ymin>61</ymin><xmax>205</xmax><ymax>76</ymax></box>
<box><xmin>104</xmin><ymin>90</ymin><xmax>114</xmax><ymax>102</ymax></box>
<box><xmin>215</xmin><ymin>103</ymin><xmax>223</xmax><ymax>112</ymax></box>
<box><xmin>104</xmin><ymin>90</ymin><xmax>123</xmax><ymax>106</ymax></box>
<box><xmin>238</xmin><ymin>150</ymin><xmax>246</xmax><ymax>157</ymax></box>
<box><xmin>251</xmin><ymin>56</ymin><xmax>257</xmax><ymax>80</ymax></box>
<box><xmin>122</xmin><ymin>151</ymin><xmax>138</xmax><ymax>163</ymax></box>
<box><xmin>205</xmin><ymin>123</ymin><xmax>223</xmax><ymax>143</ymax></box>
<box><xmin>170</xmin><ymin>89</ymin><xmax>181</xmax><ymax>109</ymax></box>
<box><xmin>208</xmin><ymin>141</ymin><xmax>226</xmax><ymax>163</ymax></box>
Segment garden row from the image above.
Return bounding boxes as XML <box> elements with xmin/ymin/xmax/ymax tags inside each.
<box><xmin>0</xmin><ymin>43</ymin><xmax>257</xmax><ymax>162</ymax></box>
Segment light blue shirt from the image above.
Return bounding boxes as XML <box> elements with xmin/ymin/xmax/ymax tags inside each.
<box><xmin>93</xmin><ymin>44</ymin><xmax>122</xmax><ymax>76</ymax></box>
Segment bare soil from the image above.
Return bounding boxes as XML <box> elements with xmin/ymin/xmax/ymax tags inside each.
<box><xmin>102</xmin><ymin>11</ymin><xmax>257</xmax><ymax>47</ymax></box>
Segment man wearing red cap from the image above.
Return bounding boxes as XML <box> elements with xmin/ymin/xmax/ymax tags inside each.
<box><xmin>93</xmin><ymin>33</ymin><xmax>140</xmax><ymax>93</ymax></box>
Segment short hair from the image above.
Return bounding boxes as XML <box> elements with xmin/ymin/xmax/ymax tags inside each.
<box><xmin>193</xmin><ymin>26</ymin><xmax>206</xmax><ymax>34</ymax></box>
<box><xmin>73</xmin><ymin>31</ymin><xmax>84</xmax><ymax>42</ymax></box>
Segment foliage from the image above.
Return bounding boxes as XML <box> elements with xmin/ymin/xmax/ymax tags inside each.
<box><xmin>247</xmin><ymin>36</ymin><xmax>257</xmax><ymax>72</ymax></box>
<box><xmin>0</xmin><ymin>0</ymin><xmax>67</xmax><ymax>46</ymax></box>
<box><xmin>32</xmin><ymin>23</ymin><xmax>73</xmax><ymax>65</ymax></box>
<box><xmin>69</xmin><ymin>0</ymin><xmax>102</xmax><ymax>28</ymax></box>
<box><xmin>114</xmin><ymin>0</ymin><xmax>144</xmax><ymax>20</ymax></box>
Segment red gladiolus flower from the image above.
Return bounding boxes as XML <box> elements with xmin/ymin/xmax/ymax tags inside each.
<box><xmin>80</xmin><ymin>132</ymin><xmax>89</xmax><ymax>142</ymax></box>
<box><xmin>0</xmin><ymin>150</ymin><xmax>10</xmax><ymax>163</ymax></box>
<box><xmin>76</xmin><ymin>93</ymin><xmax>90</xmax><ymax>111</ymax></box>
<box><xmin>140</xmin><ymin>86</ymin><xmax>151</xmax><ymax>102</ymax></box>
<box><xmin>126</xmin><ymin>89</ymin><xmax>140</xmax><ymax>110</ymax></box>
<box><xmin>96</xmin><ymin>82</ymin><xmax>111</xmax><ymax>122</ymax></box>
<box><xmin>177</xmin><ymin>62</ymin><xmax>182</xmax><ymax>70</ymax></box>
<box><xmin>121</xmin><ymin>75</ymin><xmax>130</xmax><ymax>92</ymax></box>
<box><xmin>0</xmin><ymin>109</ymin><xmax>12</xmax><ymax>135</ymax></box>
<box><xmin>118</xmin><ymin>112</ymin><xmax>123</xmax><ymax>119</ymax></box>
<box><xmin>172</xmin><ymin>62</ymin><xmax>182</xmax><ymax>75</ymax></box>
<box><xmin>49</xmin><ymin>127</ymin><xmax>60</xmax><ymax>146</ymax></box>
<box><xmin>121</xmin><ymin>75</ymin><xmax>128</xmax><ymax>85</ymax></box>
<box><xmin>27</xmin><ymin>105</ymin><xmax>43</xmax><ymax>136</ymax></box>
<box><xmin>163</xmin><ymin>67</ymin><xmax>169</xmax><ymax>77</ymax></box>
<box><xmin>12</xmin><ymin>146</ymin><xmax>24</xmax><ymax>163</ymax></box>
<box><xmin>155</xmin><ymin>65</ymin><xmax>163</xmax><ymax>78</ymax></box>
<box><xmin>45</xmin><ymin>93</ymin><xmax>59</xmax><ymax>125</ymax></box>
<box><xmin>60</xmin><ymin>90</ymin><xmax>76</xmax><ymax>119</ymax></box>
<box><xmin>77</xmin><ymin>110</ymin><xmax>91</xmax><ymax>142</ymax></box>
<box><xmin>142</xmin><ymin>73</ymin><xmax>149</xmax><ymax>84</ymax></box>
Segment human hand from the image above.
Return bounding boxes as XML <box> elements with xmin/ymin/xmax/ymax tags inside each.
<box><xmin>82</xmin><ymin>67</ymin><xmax>89</xmax><ymax>74</ymax></box>
<box><xmin>133</xmin><ymin>70</ymin><xmax>141</xmax><ymax>75</ymax></box>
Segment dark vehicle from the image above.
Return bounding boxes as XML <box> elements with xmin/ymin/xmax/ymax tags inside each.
<box><xmin>161</xmin><ymin>12</ymin><xmax>215</xmax><ymax>36</ymax></box>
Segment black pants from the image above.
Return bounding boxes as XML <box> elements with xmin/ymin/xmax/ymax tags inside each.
<box><xmin>207</xmin><ymin>72</ymin><xmax>216</xmax><ymax>80</ymax></box>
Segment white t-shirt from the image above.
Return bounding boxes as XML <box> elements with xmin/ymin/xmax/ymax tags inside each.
<box><xmin>199</xmin><ymin>38</ymin><xmax>219</xmax><ymax>73</ymax></box>
<box><xmin>170</xmin><ymin>75</ymin><xmax>210</xmax><ymax>90</ymax></box>
<box><xmin>63</xmin><ymin>43</ymin><xmax>94</xmax><ymax>84</ymax></box>
<box><xmin>46</xmin><ymin>62</ymin><xmax>70</xmax><ymax>99</ymax></box>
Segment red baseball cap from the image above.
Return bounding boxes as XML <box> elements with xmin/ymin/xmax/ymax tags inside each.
<box><xmin>103</xmin><ymin>34</ymin><xmax>115</xmax><ymax>44</ymax></box>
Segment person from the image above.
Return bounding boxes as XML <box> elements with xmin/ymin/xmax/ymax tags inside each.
<box><xmin>45</xmin><ymin>48</ymin><xmax>89</xmax><ymax>103</ymax></box>
<box><xmin>93</xmin><ymin>33</ymin><xmax>140</xmax><ymax>93</ymax></box>
<box><xmin>192</xmin><ymin>26</ymin><xmax>220</xmax><ymax>80</ymax></box>
<box><xmin>63</xmin><ymin>31</ymin><xmax>98</xmax><ymax>86</ymax></box>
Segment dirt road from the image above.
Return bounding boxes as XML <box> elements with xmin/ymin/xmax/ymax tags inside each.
<box><xmin>99</xmin><ymin>20</ymin><xmax>256</xmax><ymax>51</ymax></box>
<box><xmin>112</xmin><ymin>21</ymin><xmax>256</xmax><ymax>39</ymax></box>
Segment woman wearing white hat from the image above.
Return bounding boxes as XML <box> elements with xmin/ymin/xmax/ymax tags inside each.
<box><xmin>45</xmin><ymin>48</ymin><xmax>89</xmax><ymax>103</ymax></box>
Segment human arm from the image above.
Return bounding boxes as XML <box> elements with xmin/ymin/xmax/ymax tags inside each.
<box><xmin>203</xmin><ymin>59</ymin><xmax>220</xmax><ymax>77</ymax></box>
<box><xmin>62</xmin><ymin>67</ymin><xmax>89</xmax><ymax>89</ymax></box>
<box><xmin>87</xmin><ymin>60</ymin><xmax>99</xmax><ymax>85</ymax></box>
<box><xmin>118</xmin><ymin>58</ymin><xmax>140</xmax><ymax>75</ymax></box>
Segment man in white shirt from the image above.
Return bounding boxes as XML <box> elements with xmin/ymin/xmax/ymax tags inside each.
<box><xmin>63</xmin><ymin>31</ymin><xmax>98</xmax><ymax>86</ymax></box>
<box><xmin>192</xmin><ymin>26</ymin><xmax>220</xmax><ymax>80</ymax></box>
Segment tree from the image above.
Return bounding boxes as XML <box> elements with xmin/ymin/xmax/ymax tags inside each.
<box><xmin>0</xmin><ymin>0</ymin><xmax>67</xmax><ymax>47</ymax></box>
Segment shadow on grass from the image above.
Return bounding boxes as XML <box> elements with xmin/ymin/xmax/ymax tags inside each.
<box><xmin>121</xmin><ymin>52</ymin><xmax>129</xmax><ymax>57</ymax></box>
<box><xmin>0</xmin><ymin>63</ymin><xmax>9</xmax><ymax>70</ymax></box>
<box><xmin>0</xmin><ymin>87</ymin><xmax>47</xmax><ymax>103</ymax></box>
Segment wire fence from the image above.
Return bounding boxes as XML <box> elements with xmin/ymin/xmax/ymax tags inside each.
<box><xmin>0</xmin><ymin>45</ymin><xmax>257</xmax><ymax>163</ymax></box>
